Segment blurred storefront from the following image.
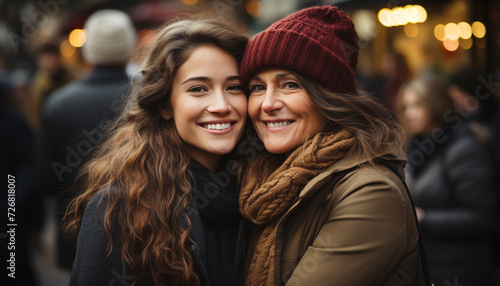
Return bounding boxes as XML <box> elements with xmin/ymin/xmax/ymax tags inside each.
<box><xmin>1</xmin><ymin>0</ymin><xmax>498</xmax><ymax>79</ymax></box>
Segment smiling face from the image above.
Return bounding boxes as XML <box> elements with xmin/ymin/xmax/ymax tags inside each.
<box><xmin>247</xmin><ymin>69</ymin><xmax>325</xmax><ymax>154</ymax></box>
<box><xmin>162</xmin><ymin>45</ymin><xmax>247</xmax><ymax>170</ymax></box>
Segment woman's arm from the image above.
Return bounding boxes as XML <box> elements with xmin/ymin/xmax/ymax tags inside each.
<box><xmin>70</xmin><ymin>190</ymin><xmax>133</xmax><ymax>286</ymax></box>
<box><xmin>286</xmin><ymin>171</ymin><xmax>418</xmax><ymax>286</ymax></box>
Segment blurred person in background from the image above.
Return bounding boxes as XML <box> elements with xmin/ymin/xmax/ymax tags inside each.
<box><xmin>35</xmin><ymin>9</ymin><xmax>136</xmax><ymax>271</ymax></box>
<box><xmin>0</xmin><ymin>68</ymin><xmax>42</xmax><ymax>285</ymax></box>
<box><xmin>448</xmin><ymin>68</ymin><xmax>499</xmax><ymax>146</ymax></box>
<box><xmin>400</xmin><ymin>75</ymin><xmax>496</xmax><ymax>286</ymax></box>
<box><xmin>29</xmin><ymin>43</ymin><xmax>73</xmax><ymax>130</ymax></box>
<box><xmin>382</xmin><ymin>51</ymin><xmax>412</xmax><ymax>111</ymax></box>
<box><xmin>64</xmin><ymin>17</ymin><xmax>248</xmax><ymax>285</ymax></box>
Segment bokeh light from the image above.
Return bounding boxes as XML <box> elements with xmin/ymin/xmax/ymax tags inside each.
<box><xmin>443</xmin><ymin>38</ymin><xmax>459</xmax><ymax>51</ymax></box>
<box><xmin>414</xmin><ymin>5</ymin><xmax>427</xmax><ymax>23</ymax></box>
<box><xmin>378</xmin><ymin>5</ymin><xmax>426</xmax><ymax>27</ymax></box>
<box><xmin>60</xmin><ymin>40</ymin><xmax>76</xmax><ymax>57</ymax></box>
<box><xmin>444</xmin><ymin>23</ymin><xmax>459</xmax><ymax>41</ymax></box>
<box><xmin>459</xmin><ymin>37</ymin><xmax>473</xmax><ymax>50</ymax></box>
<box><xmin>378</xmin><ymin>8</ymin><xmax>394</xmax><ymax>27</ymax></box>
<box><xmin>246</xmin><ymin>0</ymin><xmax>263</xmax><ymax>18</ymax></box>
<box><xmin>404</xmin><ymin>23</ymin><xmax>419</xmax><ymax>38</ymax></box>
<box><xmin>434</xmin><ymin>24</ymin><xmax>446</xmax><ymax>41</ymax></box>
<box><xmin>457</xmin><ymin>22</ymin><xmax>472</xmax><ymax>39</ymax></box>
<box><xmin>393</xmin><ymin>8</ymin><xmax>408</xmax><ymax>26</ymax></box>
<box><xmin>69</xmin><ymin>29</ymin><xmax>86</xmax><ymax>48</ymax></box>
<box><xmin>472</xmin><ymin>21</ymin><xmax>486</xmax><ymax>38</ymax></box>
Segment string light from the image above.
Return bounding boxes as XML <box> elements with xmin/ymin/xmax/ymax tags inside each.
<box><xmin>378</xmin><ymin>5</ymin><xmax>427</xmax><ymax>27</ymax></box>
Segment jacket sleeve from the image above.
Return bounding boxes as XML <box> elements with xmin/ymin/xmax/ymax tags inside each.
<box><xmin>286</xmin><ymin>172</ymin><xmax>417</xmax><ymax>286</ymax></box>
<box><xmin>70</xmin><ymin>190</ymin><xmax>135</xmax><ymax>286</ymax></box>
<box><xmin>419</xmin><ymin>135</ymin><xmax>497</xmax><ymax>238</ymax></box>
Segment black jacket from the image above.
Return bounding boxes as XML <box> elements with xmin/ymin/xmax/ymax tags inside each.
<box><xmin>406</xmin><ymin>126</ymin><xmax>497</xmax><ymax>286</ymax></box>
<box><xmin>70</xmin><ymin>188</ymin><xmax>246</xmax><ymax>286</ymax></box>
<box><xmin>35</xmin><ymin>66</ymin><xmax>131</xmax><ymax>269</ymax></box>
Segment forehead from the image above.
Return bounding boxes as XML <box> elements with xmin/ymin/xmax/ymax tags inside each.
<box><xmin>175</xmin><ymin>45</ymin><xmax>239</xmax><ymax>79</ymax></box>
<box><xmin>252</xmin><ymin>68</ymin><xmax>295</xmax><ymax>80</ymax></box>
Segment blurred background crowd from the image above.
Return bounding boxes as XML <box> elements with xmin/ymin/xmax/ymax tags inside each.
<box><xmin>0</xmin><ymin>0</ymin><xmax>499</xmax><ymax>285</ymax></box>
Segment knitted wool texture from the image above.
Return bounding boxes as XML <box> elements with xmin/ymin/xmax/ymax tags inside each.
<box><xmin>240</xmin><ymin>6</ymin><xmax>359</xmax><ymax>94</ymax></box>
<box><xmin>239</xmin><ymin>130</ymin><xmax>356</xmax><ymax>286</ymax></box>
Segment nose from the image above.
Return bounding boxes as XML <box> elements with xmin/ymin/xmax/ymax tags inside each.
<box><xmin>261</xmin><ymin>89</ymin><xmax>284</xmax><ymax>114</ymax></box>
<box><xmin>207</xmin><ymin>90</ymin><xmax>231</xmax><ymax>115</ymax></box>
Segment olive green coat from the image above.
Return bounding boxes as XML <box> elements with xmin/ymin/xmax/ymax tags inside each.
<box><xmin>246</xmin><ymin>151</ymin><xmax>419</xmax><ymax>286</ymax></box>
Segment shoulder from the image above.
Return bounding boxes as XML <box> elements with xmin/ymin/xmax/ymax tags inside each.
<box><xmin>43</xmin><ymin>80</ymin><xmax>83</xmax><ymax>114</ymax></box>
<box><xmin>444</xmin><ymin>129</ymin><xmax>488</xmax><ymax>165</ymax></box>
<box><xmin>331</xmin><ymin>163</ymin><xmax>406</xmax><ymax>201</ymax></box>
<box><xmin>82</xmin><ymin>187</ymin><xmax>121</xmax><ymax>226</ymax></box>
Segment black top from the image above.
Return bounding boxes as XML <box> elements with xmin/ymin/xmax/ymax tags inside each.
<box><xmin>70</xmin><ymin>160</ymin><xmax>246</xmax><ymax>286</ymax></box>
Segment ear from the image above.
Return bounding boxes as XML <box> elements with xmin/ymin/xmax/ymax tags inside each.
<box><xmin>160</xmin><ymin>108</ymin><xmax>172</xmax><ymax>120</ymax></box>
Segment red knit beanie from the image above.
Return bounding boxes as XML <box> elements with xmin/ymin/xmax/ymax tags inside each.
<box><xmin>240</xmin><ymin>6</ymin><xmax>359</xmax><ymax>94</ymax></box>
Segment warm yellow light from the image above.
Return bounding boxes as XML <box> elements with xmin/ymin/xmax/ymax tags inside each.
<box><xmin>69</xmin><ymin>29</ymin><xmax>86</xmax><ymax>48</ymax></box>
<box><xmin>402</xmin><ymin>6</ymin><xmax>416</xmax><ymax>24</ymax></box>
<box><xmin>459</xmin><ymin>37</ymin><xmax>473</xmax><ymax>50</ymax></box>
<box><xmin>457</xmin><ymin>22</ymin><xmax>472</xmax><ymax>39</ymax></box>
<box><xmin>404</xmin><ymin>23</ymin><xmax>419</xmax><ymax>38</ymax></box>
<box><xmin>379</xmin><ymin>5</ymin><xmax>426</xmax><ymax>27</ymax></box>
<box><xmin>378</xmin><ymin>8</ymin><xmax>393</xmax><ymax>27</ymax></box>
<box><xmin>60</xmin><ymin>40</ymin><xmax>76</xmax><ymax>57</ymax></box>
<box><xmin>444</xmin><ymin>23</ymin><xmax>459</xmax><ymax>41</ymax></box>
<box><xmin>443</xmin><ymin>38</ymin><xmax>459</xmax><ymax>51</ymax></box>
<box><xmin>393</xmin><ymin>7</ymin><xmax>408</xmax><ymax>26</ymax></box>
<box><xmin>179</xmin><ymin>0</ymin><xmax>198</xmax><ymax>5</ymax></box>
<box><xmin>434</xmin><ymin>24</ymin><xmax>446</xmax><ymax>41</ymax></box>
<box><xmin>414</xmin><ymin>5</ymin><xmax>427</xmax><ymax>23</ymax></box>
<box><xmin>472</xmin><ymin>21</ymin><xmax>486</xmax><ymax>38</ymax></box>
<box><xmin>246</xmin><ymin>0</ymin><xmax>263</xmax><ymax>18</ymax></box>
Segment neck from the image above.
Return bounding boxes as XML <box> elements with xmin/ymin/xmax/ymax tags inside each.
<box><xmin>186</xmin><ymin>147</ymin><xmax>221</xmax><ymax>172</ymax></box>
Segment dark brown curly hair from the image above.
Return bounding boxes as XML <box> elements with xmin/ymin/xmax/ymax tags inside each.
<box><xmin>64</xmin><ymin>18</ymin><xmax>248</xmax><ymax>285</ymax></box>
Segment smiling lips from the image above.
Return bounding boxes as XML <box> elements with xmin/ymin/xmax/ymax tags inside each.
<box><xmin>198</xmin><ymin>121</ymin><xmax>236</xmax><ymax>131</ymax></box>
<box><xmin>265</xmin><ymin>121</ymin><xmax>294</xmax><ymax>128</ymax></box>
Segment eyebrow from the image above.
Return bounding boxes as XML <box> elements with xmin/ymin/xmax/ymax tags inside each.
<box><xmin>275</xmin><ymin>72</ymin><xmax>292</xmax><ymax>79</ymax></box>
<box><xmin>182</xmin><ymin>75</ymin><xmax>240</xmax><ymax>85</ymax></box>
<box><xmin>182</xmin><ymin>77</ymin><xmax>210</xmax><ymax>85</ymax></box>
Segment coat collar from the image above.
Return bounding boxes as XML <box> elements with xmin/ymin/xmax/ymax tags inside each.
<box><xmin>298</xmin><ymin>144</ymin><xmax>407</xmax><ymax>199</ymax></box>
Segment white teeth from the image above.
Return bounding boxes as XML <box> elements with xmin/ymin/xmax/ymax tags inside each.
<box><xmin>203</xmin><ymin>123</ymin><xmax>232</xmax><ymax>130</ymax></box>
<box><xmin>266</xmin><ymin>121</ymin><xmax>292</xmax><ymax>128</ymax></box>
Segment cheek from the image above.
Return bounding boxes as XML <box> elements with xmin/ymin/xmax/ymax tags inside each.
<box><xmin>247</xmin><ymin>96</ymin><xmax>261</xmax><ymax>121</ymax></box>
<box><xmin>230</xmin><ymin>95</ymin><xmax>248</xmax><ymax>117</ymax></box>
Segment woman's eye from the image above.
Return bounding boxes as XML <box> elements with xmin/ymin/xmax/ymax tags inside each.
<box><xmin>188</xmin><ymin>86</ymin><xmax>207</xmax><ymax>92</ymax></box>
<box><xmin>227</xmin><ymin>84</ymin><xmax>242</xmax><ymax>91</ymax></box>
<box><xmin>283</xmin><ymin>81</ymin><xmax>300</xmax><ymax>89</ymax></box>
<box><xmin>249</xmin><ymin>84</ymin><xmax>266</xmax><ymax>93</ymax></box>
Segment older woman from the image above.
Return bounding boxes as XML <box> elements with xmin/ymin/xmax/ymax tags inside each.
<box><xmin>400</xmin><ymin>76</ymin><xmax>496</xmax><ymax>286</ymax></box>
<box><xmin>239</xmin><ymin>6</ymin><xmax>420</xmax><ymax>286</ymax></box>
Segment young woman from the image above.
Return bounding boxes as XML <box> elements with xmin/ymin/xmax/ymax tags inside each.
<box><xmin>65</xmin><ymin>18</ymin><xmax>248</xmax><ymax>286</ymax></box>
<box><xmin>238</xmin><ymin>6</ymin><xmax>419</xmax><ymax>285</ymax></box>
<box><xmin>400</xmin><ymin>76</ymin><xmax>496</xmax><ymax>286</ymax></box>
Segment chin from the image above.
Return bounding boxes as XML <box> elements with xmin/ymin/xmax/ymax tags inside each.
<box><xmin>263</xmin><ymin>141</ymin><xmax>294</xmax><ymax>155</ymax></box>
<box><xmin>209</xmin><ymin>142</ymin><xmax>237</xmax><ymax>155</ymax></box>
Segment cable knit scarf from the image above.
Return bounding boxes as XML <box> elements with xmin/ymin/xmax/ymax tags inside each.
<box><xmin>239</xmin><ymin>130</ymin><xmax>356</xmax><ymax>286</ymax></box>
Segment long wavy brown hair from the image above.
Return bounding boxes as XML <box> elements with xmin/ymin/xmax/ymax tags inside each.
<box><xmin>64</xmin><ymin>18</ymin><xmax>248</xmax><ymax>285</ymax></box>
<box><xmin>294</xmin><ymin>72</ymin><xmax>406</xmax><ymax>163</ymax></box>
